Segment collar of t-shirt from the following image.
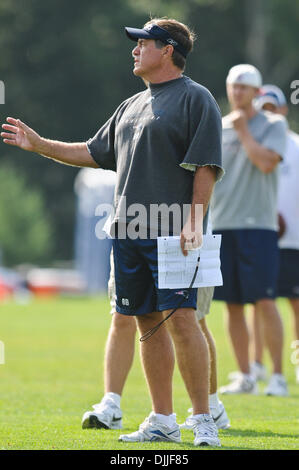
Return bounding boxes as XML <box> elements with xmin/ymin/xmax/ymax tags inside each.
<box><xmin>149</xmin><ymin>76</ymin><xmax>185</xmax><ymax>92</ymax></box>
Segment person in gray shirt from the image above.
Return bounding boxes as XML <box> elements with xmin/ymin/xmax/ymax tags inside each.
<box><xmin>211</xmin><ymin>64</ymin><xmax>288</xmax><ymax>396</ymax></box>
<box><xmin>1</xmin><ymin>18</ymin><xmax>223</xmax><ymax>447</ymax></box>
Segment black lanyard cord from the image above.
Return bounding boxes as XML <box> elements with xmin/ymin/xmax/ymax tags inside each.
<box><xmin>139</xmin><ymin>255</ymin><xmax>201</xmax><ymax>342</ymax></box>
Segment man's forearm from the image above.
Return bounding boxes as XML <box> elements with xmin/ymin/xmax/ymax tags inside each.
<box><xmin>38</xmin><ymin>138</ymin><xmax>99</xmax><ymax>168</ymax></box>
<box><xmin>237</xmin><ymin>128</ymin><xmax>280</xmax><ymax>174</ymax></box>
<box><xmin>191</xmin><ymin>165</ymin><xmax>216</xmax><ymax>219</ymax></box>
<box><xmin>1</xmin><ymin>117</ymin><xmax>99</xmax><ymax>168</ymax></box>
<box><xmin>180</xmin><ymin>165</ymin><xmax>216</xmax><ymax>255</ymax></box>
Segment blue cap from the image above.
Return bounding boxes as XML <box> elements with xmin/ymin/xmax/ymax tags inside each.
<box><xmin>125</xmin><ymin>24</ymin><xmax>188</xmax><ymax>58</ymax></box>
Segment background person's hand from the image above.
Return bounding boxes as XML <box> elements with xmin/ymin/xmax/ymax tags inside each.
<box><xmin>230</xmin><ymin>109</ymin><xmax>247</xmax><ymax>132</ymax></box>
<box><xmin>278</xmin><ymin>213</ymin><xmax>286</xmax><ymax>239</ymax></box>
<box><xmin>1</xmin><ymin>117</ymin><xmax>41</xmax><ymax>152</ymax></box>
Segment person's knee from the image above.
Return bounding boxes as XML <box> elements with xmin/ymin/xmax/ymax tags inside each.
<box><xmin>112</xmin><ymin>312</ymin><xmax>137</xmax><ymax>333</ymax></box>
<box><xmin>166</xmin><ymin>309</ymin><xmax>199</xmax><ymax>339</ymax></box>
<box><xmin>256</xmin><ymin>299</ymin><xmax>277</xmax><ymax>315</ymax></box>
<box><xmin>290</xmin><ymin>299</ymin><xmax>299</xmax><ymax>315</ymax></box>
<box><xmin>135</xmin><ymin>311</ymin><xmax>163</xmax><ymax>334</ymax></box>
<box><xmin>227</xmin><ymin>303</ymin><xmax>244</xmax><ymax>316</ymax></box>
<box><xmin>199</xmin><ymin>317</ymin><xmax>207</xmax><ymax>333</ymax></box>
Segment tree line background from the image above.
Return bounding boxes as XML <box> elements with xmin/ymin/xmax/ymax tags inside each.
<box><xmin>0</xmin><ymin>0</ymin><xmax>298</xmax><ymax>266</ymax></box>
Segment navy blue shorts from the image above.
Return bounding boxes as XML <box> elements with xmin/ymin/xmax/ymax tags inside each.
<box><xmin>278</xmin><ymin>249</ymin><xmax>299</xmax><ymax>298</ymax></box>
<box><xmin>112</xmin><ymin>237</ymin><xmax>197</xmax><ymax>316</ymax></box>
<box><xmin>213</xmin><ymin>229</ymin><xmax>279</xmax><ymax>304</ymax></box>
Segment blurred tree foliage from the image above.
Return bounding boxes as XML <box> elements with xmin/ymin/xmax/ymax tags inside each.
<box><xmin>0</xmin><ymin>0</ymin><xmax>298</xmax><ymax>264</ymax></box>
<box><xmin>0</xmin><ymin>164</ymin><xmax>52</xmax><ymax>265</ymax></box>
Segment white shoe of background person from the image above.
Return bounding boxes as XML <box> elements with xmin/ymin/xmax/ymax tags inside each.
<box><xmin>250</xmin><ymin>361</ymin><xmax>268</xmax><ymax>381</ymax></box>
<box><xmin>193</xmin><ymin>414</ymin><xmax>221</xmax><ymax>447</ymax></box>
<box><xmin>118</xmin><ymin>412</ymin><xmax>181</xmax><ymax>443</ymax></box>
<box><xmin>82</xmin><ymin>397</ymin><xmax>123</xmax><ymax>430</ymax></box>
<box><xmin>228</xmin><ymin>362</ymin><xmax>267</xmax><ymax>382</ymax></box>
<box><xmin>264</xmin><ymin>374</ymin><xmax>289</xmax><ymax>397</ymax></box>
<box><xmin>219</xmin><ymin>373</ymin><xmax>258</xmax><ymax>395</ymax></box>
<box><xmin>180</xmin><ymin>401</ymin><xmax>230</xmax><ymax>430</ymax></box>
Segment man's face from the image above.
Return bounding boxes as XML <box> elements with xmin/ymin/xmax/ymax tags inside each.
<box><xmin>227</xmin><ymin>83</ymin><xmax>259</xmax><ymax>109</ymax></box>
<box><xmin>262</xmin><ymin>102</ymin><xmax>288</xmax><ymax>117</ymax></box>
<box><xmin>132</xmin><ymin>39</ymin><xmax>165</xmax><ymax>78</ymax></box>
<box><xmin>262</xmin><ymin>102</ymin><xmax>277</xmax><ymax>113</ymax></box>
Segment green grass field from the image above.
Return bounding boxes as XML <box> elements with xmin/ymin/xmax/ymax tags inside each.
<box><xmin>0</xmin><ymin>296</ymin><xmax>298</xmax><ymax>450</ymax></box>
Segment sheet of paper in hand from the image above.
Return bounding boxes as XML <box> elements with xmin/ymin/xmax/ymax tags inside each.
<box><xmin>157</xmin><ymin>235</ymin><xmax>223</xmax><ymax>289</ymax></box>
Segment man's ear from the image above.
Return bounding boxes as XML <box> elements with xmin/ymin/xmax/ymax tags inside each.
<box><xmin>163</xmin><ymin>45</ymin><xmax>174</xmax><ymax>56</ymax></box>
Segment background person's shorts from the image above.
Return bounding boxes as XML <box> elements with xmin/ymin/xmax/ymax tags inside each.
<box><xmin>111</xmin><ymin>237</ymin><xmax>197</xmax><ymax>316</ymax></box>
<box><xmin>109</xmin><ymin>249</ymin><xmax>214</xmax><ymax>319</ymax></box>
<box><xmin>195</xmin><ymin>287</ymin><xmax>214</xmax><ymax>321</ymax></box>
<box><xmin>278</xmin><ymin>249</ymin><xmax>299</xmax><ymax>298</ymax></box>
<box><xmin>213</xmin><ymin>229</ymin><xmax>279</xmax><ymax>304</ymax></box>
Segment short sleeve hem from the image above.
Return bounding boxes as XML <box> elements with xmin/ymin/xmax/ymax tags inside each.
<box><xmin>179</xmin><ymin>163</ymin><xmax>225</xmax><ymax>182</ymax></box>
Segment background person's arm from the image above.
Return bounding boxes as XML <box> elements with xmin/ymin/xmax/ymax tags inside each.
<box><xmin>1</xmin><ymin>117</ymin><xmax>99</xmax><ymax>168</ymax></box>
<box><xmin>231</xmin><ymin>110</ymin><xmax>281</xmax><ymax>174</ymax></box>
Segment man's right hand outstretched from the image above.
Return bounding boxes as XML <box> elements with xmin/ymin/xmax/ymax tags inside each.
<box><xmin>1</xmin><ymin>117</ymin><xmax>41</xmax><ymax>152</ymax></box>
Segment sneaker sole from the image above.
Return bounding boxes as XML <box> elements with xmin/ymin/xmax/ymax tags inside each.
<box><xmin>194</xmin><ymin>439</ymin><xmax>221</xmax><ymax>447</ymax></box>
<box><xmin>219</xmin><ymin>386</ymin><xmax>258</xmax><ymax>395</ymax></box>
<box><xmin>119</xmin><ymin>435</ymin><xmax>181</xmax><ymax>443</ymax></box>
<box><xmin>82</xmin><ymin>414</ymin><xmax>122</xmax><ymax>430</ymax></box>
<box><xmin>264</xmin><ymin>392</ymin><xmax>288</xmax><ymax>397</ymax></box>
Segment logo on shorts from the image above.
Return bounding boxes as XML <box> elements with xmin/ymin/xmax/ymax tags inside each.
<box><xmin>122</xmin><ymin>298</ymin><xmax>130</xmax><ymax>306</ymax></box>
<box><xmin>175</xmin><ymin>290</ymin><xmax>185</xmax><ymax>296</ymax></box>
<box><xmin>175</xmin><ymin>290</ymin><xmax>189</xmax><ymax>299</ymax></box>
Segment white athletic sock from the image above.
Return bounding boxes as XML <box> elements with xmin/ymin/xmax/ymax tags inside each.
<box><xmin>103</xmin><ymin>392</ymin><xmax>121</xmax><ymax>408</ymax></box>
<box><xmin>154</xmin><ymin>413</ymin><xmax>177</xmax><ymax>427</ymax></box>
<box><xmin>192</xmin><ymin>413</ymin><xmax>212</xmax><ymax>420</ymax></box>
<box><xmin>209</xmin><ymin>393</ymin><xmax>220</xmax><ymax>409</ymax></box>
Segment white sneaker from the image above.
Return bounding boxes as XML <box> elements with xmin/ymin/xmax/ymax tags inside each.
<box><xmin>193</xmin><ymin>414</ymin><xmax>221</xmax><ymax>447</ymax></box>
<box><xmin>82</xmin><ymin>398</ymin><xmax>123</xmax><ymax>429</ymax></box>
<box><xmin>118</xmin><ymin>412</ymin><xmax>181</xmax><ymax>443</ymax></box>
<box><xmin>210</xmin><ymin>402</ymin><xmax>230</xmax><ymax>429</ymax></box>
<box><xmin>219</xmin><ymin>374</ymin><xmax>258</xmax><ymax>395</ymax></box>
<box><xmin>180</xmin><ymin>402</ymin><xmax>230</xmax><ymax>430</ymax></box>
<box><xmin>228</xmin><ymin>363</ymin><xmax>267</xmax><ymax>382</ymax></box>
<box><xmin>227</xmin><ymin>370</ymin><xmax>242</xmax><ymax>381</ymax></box>
<box><xmin>250</xmin><ymin>362</ymin><xmax>268</xmax><ymax>381</ymax></box>
<box><xmin>264</xmin><ymin>374</ymin><xmax>288</xmax><ymax>397</ymax></box>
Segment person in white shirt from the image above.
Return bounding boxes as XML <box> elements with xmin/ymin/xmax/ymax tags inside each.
<box><xmin>251</xmin><ymin>85</ymin><xmax>299</xmax><ymax>385</ymax></box>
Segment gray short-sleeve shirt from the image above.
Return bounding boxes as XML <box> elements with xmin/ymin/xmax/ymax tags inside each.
<box><xmin>211</xmin><ymin>111</ymin><xmax>287</xmax><ymax>231</ymax></box>
<box><xmin>87</xmin><ymin>75</ymin><xmax>223</xmax><ymax>232</ymax></box>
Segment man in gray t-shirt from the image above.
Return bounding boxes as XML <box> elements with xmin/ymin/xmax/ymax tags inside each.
<box><xmin>211</xmin><ymin>64</ymin><xmax>288</xmax><ymax>397</ymax></box>
<box><xmin>87</xmin><ymin>75</ymin><xmax>223</xmax><ymax>234</ymax></box>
